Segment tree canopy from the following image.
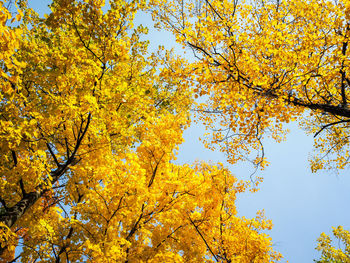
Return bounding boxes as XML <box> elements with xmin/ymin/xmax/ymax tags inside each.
<box><xmin>0</xmin><ymin>0</ymin><xmax>281</xmax><ymax>262</ymax></box>
<box><xmin>2</xmin><ymin>0</ymin><xmax>350</xmax><ymax>261</ymax></box>
<box><xmin>151</xmin><ymin>0</ymin><xmax>350</xmax><ymax>260</ymax></box>
<box><xmin>151</xmin><ymin>0</ymin><xmax>350</xmax><ymax>172</ymax></box>
<box><xmin>316</xmin><ymin>226</ymin><xmax>350</xmax><ymax>263</ymax></box>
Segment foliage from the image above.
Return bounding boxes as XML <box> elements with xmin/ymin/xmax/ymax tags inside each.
<box><xmin>0</xmin><ymin>0</ymin><xmax>281</xmax><ymax>262</ymax></box>
<box><xmin>315</xmin><ymin>226</ymin><xmax>350</xmax><ymax>263</ymax></box>
<box><xmin>150</xmin><ymin>0</ymin><xmax>350</xmax><ymax>261</ymax></box>
<box><xmin>150</xmin><ymin>0</ymin><xmax>350</xmax><ymax>172</ymax></box>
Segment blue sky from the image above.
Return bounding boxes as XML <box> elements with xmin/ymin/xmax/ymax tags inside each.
<box><xmin>28</xmin><ymin>1</ymin><xmax>350</xmax><ymax>262</ymax></box>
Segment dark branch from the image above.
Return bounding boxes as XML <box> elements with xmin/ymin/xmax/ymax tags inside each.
<box><xmin>46</xmin><ymin>142</ymin><xmax>60</xmax><ymax>166</ymax></box>
<box><xmin>11</xmin><ymin>150</ymin><xmax>17</xmax><ymax>167</ymax></box>
<box><xmin>188</xmin><ymin>216</ymin><xmax>219</xmax><ymax>262</ymax></box>
<box><xmin>314</xmin><ymin>120</ymin><xmax>350</xmax><ymax>137</ymax></box>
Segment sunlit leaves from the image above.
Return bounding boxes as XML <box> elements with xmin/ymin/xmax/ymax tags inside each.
<box><xmin>151</xmin><ymin>0</ymin><xmax>350</xmax><ymax>171</ymax></box>
<box><xmin>316</xmin><ymin>226</ymin><xmax>350</xmax><ymax>262</ymax></box>
<box><xmin>0</xmin><ymin>0</ymin><xmax>281</xmax><ymax>262</ymax></box>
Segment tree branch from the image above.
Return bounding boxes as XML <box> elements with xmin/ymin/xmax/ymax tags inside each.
<box><xmin>314</xmin><ymin>120</ymin><xmax>350</xmax><ymax>137</ymax></box>
<box><xmin>0</xmin><ymin>114</ymin><xmax>91</xmax><ymax>258</ymax></box>
<box><xmin>188</xmin><ymin>216</ymin><xmax>219</xmax><ymax>262</ymax></box>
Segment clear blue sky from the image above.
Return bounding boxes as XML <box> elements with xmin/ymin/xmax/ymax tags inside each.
<box><xmin>28</xmin><ymin>1</ymin><xmax>350</xmax><ymax>262</ymax></box>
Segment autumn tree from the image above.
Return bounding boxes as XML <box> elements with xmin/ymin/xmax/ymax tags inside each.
<box><xmin>151</xmin><ymin>0</ymin><xmax>350</xmax><ymax>172</ymax></box>
<box><xmin>150</xmin><ymin>0</ymin><xmax>350</xmax><ymax>260</ymax></box>
<box><xmin>315</xmin><ymin>226</ymin><xmax>350</xmax><ymax>262</ymax></box>
<box><xmin>0</xmin><ymin>0</ymin><xmax>281</xmax><ymax>262</ymax></box>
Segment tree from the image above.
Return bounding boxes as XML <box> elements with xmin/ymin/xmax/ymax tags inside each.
<box><xmin>0</xmin><ymin>0</ymin><xmax>281</xmax><ymax>262</ymax></box>
<box><xmin>150</xmin><ymin>0</ymin><xmax>350</xmax><ymax>172</ymax></box>
<box><xmin>150</xmin><ymin>0</ymin><xmax>350</xmax><ymax>260</ymax></box>
<box><xmin>315</xmin><ymin>226</ymin><xmax>350</xmax><ymax>263</ymax></box>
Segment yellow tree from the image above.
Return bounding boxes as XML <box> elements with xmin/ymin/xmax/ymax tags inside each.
<box><xmin>151</xmin><ymin>0</ymin><xmax>350</xmax><ymax>172</ymax></box>
<box><xmin>0</xmin><ymin>0</ymin><xmax>281</xmax><ymax>262</ymax></box>
<box><xmin>150</xmin><ymin>0</ymin><xmax>350</xmax><ymax>259</ymax></box>
<box><xmin>315</xmin><ymin>226</ymin><xmax>350</xmax><ymax>262</ymax></box>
